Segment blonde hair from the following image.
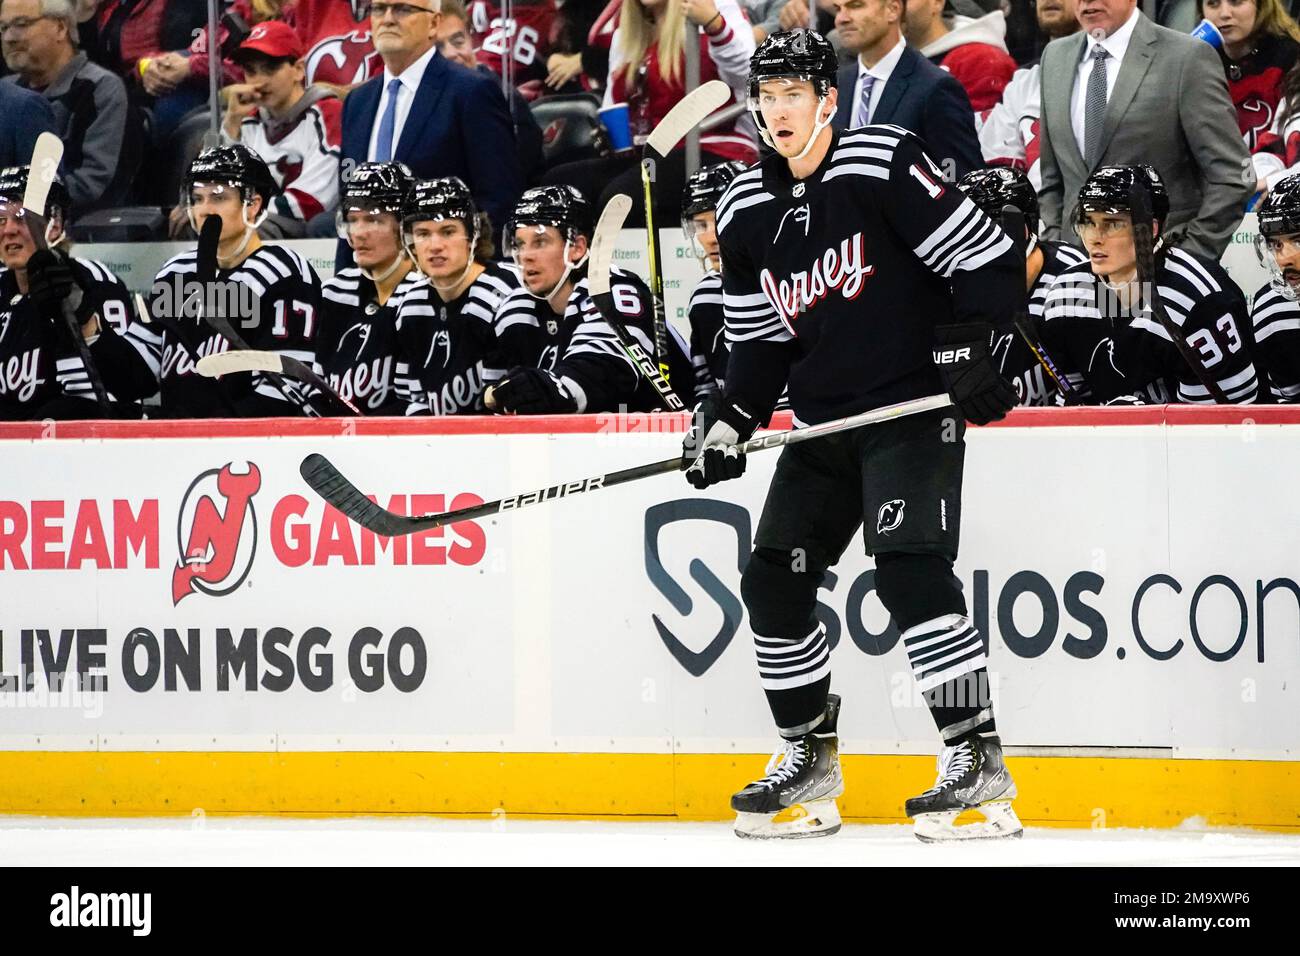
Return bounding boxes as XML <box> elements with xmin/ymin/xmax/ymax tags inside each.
<box><xmin>618</xmin><ymin>0</ymin><xmax>687</xmax><ymax>89</ymax></box>
<box><xmin>1201</xmin><ymin>0</ymin><xmax>1300</xmax><ymax>44</ymax></box>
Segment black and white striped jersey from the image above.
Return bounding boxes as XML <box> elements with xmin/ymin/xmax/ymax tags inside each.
<box><xmin>1040</xmin><ymin>247</ymin><xmax>1257</xmax><ymax>404</ymax></box>
<box><xmin>687</xmin><ymin>271</ymin><xmax>726</xmax><ymax>401</ymax></box>
<box><xmin>394</xmin><ymin>262</ymin><xmax>519</xmax><ymax>416</ymax></box>
<box><xmin>1249</xmin><ymin>283</ymin><xmax>1300</xmax><ymax>402</ymax></box>
<box><xmin>313</xmin><ymin>267</ymin><xmax>423</xmax><ymax>414</ymax></box>
<box><xmin>0</xmin><ymin>257</ymin><xmax>157</xmax><ymax>419</ymax></box>
<box><xmin>991</xmin><ymin>240</ymin><xmax>1089</xmax><ymax>406</ymax></box>
<box><xmin>138</xmin><ymin>243</ymin><xmax>323</xmax><ymax>417</ymax></box>
<box><xmin>715</xmin><ymin>125</ymin><xmax>1020</xmax><ymax>424</ymax></box>
<box><xmin>491</xmin><ymin>265</ymin><xmax>694</xmax><ymax>413</ymax></box>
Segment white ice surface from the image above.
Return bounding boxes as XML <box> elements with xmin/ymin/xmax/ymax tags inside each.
<box><xmin>1</xmin><ymin>817</ymin><xmax>1299</xmax><ymax>866</ymax></box>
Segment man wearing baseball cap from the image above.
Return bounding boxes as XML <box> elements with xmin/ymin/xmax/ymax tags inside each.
<box><xmin>217</xmin><ymin>20</ymin><xmax>342</xmax><ymax>238</ymax></box>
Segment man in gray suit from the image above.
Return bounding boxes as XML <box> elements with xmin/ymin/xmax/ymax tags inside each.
<box><xmin>1038</xmin><ymin>0</ymin><xmax>1251</xmax><ymax>260</ymax></box>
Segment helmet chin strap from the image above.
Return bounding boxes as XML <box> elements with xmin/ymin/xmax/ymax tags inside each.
<box><xmin>429</xmin><ymin>228</ymin><xmax>480</xmax><ymax>295</ymax></box>
<box><xmin>791</xmin><ymin>95</ymin><xmax>833</xmax><ymax>163</ymax></box>
<box><xmin>530</xmin><ymin>239</ymin><xmax>588</xmax><ymax>303</ymax></box>
<box><xmin>362</xmin><ymin>251</ymin><xmax>408</xmax><ymax>284</ymax></box>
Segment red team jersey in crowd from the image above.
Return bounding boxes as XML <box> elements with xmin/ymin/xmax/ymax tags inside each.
<box><xmin>232</xmin><ymin>88</ymin><xmax>343</xmax><ymax>222</ymax></box>
<box><xmin>978</xmin><ymin>62</ymin><xmax>1042</xmax><ymax>189</ymax></box>
<box><xmin>468</xmin><ymin>0</ymin><xmax>558</xmax><ymax>100</ymax></box>
<box><xmin>291</xmin><ymin>0</ymin><xmax>383</xmax><ymax>87</ymax></box>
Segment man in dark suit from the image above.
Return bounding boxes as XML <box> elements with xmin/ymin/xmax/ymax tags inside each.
<box><xmin>339</xmin><ymin>0</ymin><xmax>523</xmax><ymax>258</ymax></box>
<box><xmin>830</xmin><ymin>0</ymin><xmax>983</xmax><ymax>180</ymax></box>
<box><xmin>0</xmin><ymin>79</ymin><xmax>54</xmax><ymax>169</ymax></box>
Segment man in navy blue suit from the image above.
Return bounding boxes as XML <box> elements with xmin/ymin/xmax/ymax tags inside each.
<box><xmin>0</xmin><ymin>80</ymin><xmax>55</xmax><ymax>169</ymax></box>
<box><xmin>338</xmin><ymin>1</ymin><xmax>522</xmax><ymax>260</ymax></box>
<box><xmin>830</xmin><ymin>0</ymin><xmax>983</xmax><ymax>181</ymax></box>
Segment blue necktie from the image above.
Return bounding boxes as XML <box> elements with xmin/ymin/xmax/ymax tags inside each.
<box><xmin>856</xmin><ymin>73</ymin><xmax>876</xmax><ymax>127</ymax></box>
<box><xmin>375</xmin><ymin>77</ymin><xmax>403</xmax><ymax>161</ymax></box>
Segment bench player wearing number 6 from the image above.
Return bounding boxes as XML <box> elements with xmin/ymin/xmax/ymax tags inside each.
<box><xmin>681</xmin><ymin>29</ymin><xmax>1024</xmax><ymax>843</ymax></box>
<box><xmin>1039</xmin><ymin>165</ymin><xmax>1258</xmax><ymax>405</ymax></box>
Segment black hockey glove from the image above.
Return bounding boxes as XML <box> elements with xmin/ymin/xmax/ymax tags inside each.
<box><xmin>682</xmin><ymin>395</ymin><xmax>760</xmax><ymax>490</ymax></box>
<box><xmin>933</xmin><ymin>323</ymin><xmax>1018</xmax><ymax>426</ymax></box>
<box><xmin>26</xmin><ymin>248</ymin><xmax>94</xmax><ymax>328</ymax></box>
<box><xmin>493</xmin><ymin>367</ymin><xmax>580</xmax><ymax>414</ymax></box>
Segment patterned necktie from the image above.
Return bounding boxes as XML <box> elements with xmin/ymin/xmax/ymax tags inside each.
<box><xmin>856</xmin><ymin>73</ymin><xmax>876</xmax><ymax>127</ymax></box>
<box><xmin>1083</xmin><ymin>45</ymin><xmax>1110</xmax><ymax>168</ymax></box>
<box><xmin>375</xmin><ymin>77</ymin><xmax>403</xmax><ymax>162</ymax></box>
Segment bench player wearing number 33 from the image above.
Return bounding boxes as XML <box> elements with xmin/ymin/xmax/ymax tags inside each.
<box><xmin>680</xmin><ymin>29</ymin><xmax>1024</xmax><ymax>842</ymax></box>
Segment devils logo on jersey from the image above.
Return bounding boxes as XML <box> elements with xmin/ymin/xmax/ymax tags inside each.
<box><xmin>305</xmin><ymin>29</ymin><xmax>382</xmax><ymax>87</ymax></box>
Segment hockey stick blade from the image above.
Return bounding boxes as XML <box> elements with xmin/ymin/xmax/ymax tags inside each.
<box><xmin>645</xmin><ymin>80</ymin><xmax>732</xmax><ymax>159</ymax></box>
<box><xmin>22</xmin><ymin>133</ymin><xmax>63</xmax><ymax>225</ymax></box>
<box><xmin>196</xmin><ymin>349</ymin><xmax>363</xmax><ymax>415</ymax></box>
<box><xmin>588</xmin><ymin>193</ymin><xmax>631</xmax><ymax>298</ymax></box>
<box><xmin>300</xmin><ymin>393</ymin><xmax>952</xmax><ymax>536</ymax></box>
<box><xmin>589</xmin><ymin>193</ymin><xmax>684</xmax><ymax>411</ymax></box>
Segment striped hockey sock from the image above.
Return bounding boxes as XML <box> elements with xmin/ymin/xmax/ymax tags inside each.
<box><xmin>754</xmin><ymin>623</ymin><xmax>832</xmax><ymax>737</ymax></box>
<box><xmin>901</xmin><ymin>613</ymin><xmax>997</xmax><ymax>743</ymax></box>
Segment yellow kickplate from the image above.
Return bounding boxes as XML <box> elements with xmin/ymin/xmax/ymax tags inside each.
<box><xmin>0</xmin><ymin>752</ymin><xmax>1295</xmax><ymax>830</ymax></box>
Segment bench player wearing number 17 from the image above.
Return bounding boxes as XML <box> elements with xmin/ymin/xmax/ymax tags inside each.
<box><xmin>682</xmin><ymin>29</ymin><xmax>1024</xmax><ymax>842</ymax></box>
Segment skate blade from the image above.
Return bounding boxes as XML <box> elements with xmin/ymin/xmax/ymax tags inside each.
<box><xmin>913</xmin><ymin>800</ymin><xmax>1023</xmax><ymax>844</ymax></box>
<box><xmin>734</xmin><ymin>799</ymin><xmax>842</xmax><ymax>840</ymax></box>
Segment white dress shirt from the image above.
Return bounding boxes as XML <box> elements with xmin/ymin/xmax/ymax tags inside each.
<box><xmin>1069</xmin><ymin>6</ymin><xmax>1142</xmax><ymax>156</ymax></box>
<box><xmin>368</xmin><ymin>43</ymin><xmax>440</xmax><ymax>160</ymax></box>
<box><xmin>853</xmin><ymin>36</ymin><xmax>907</xmax><ymax>127</ymax></box>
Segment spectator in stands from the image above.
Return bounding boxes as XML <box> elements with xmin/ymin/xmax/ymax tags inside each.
<box><xmin>219</xmin><ymin>21</ymin><xmax>342</xmax><ymax>238</ymax></box>
<box><xmin>543</xmin><ymin>0</ymin><xmax>757</xmax><ymax>226</ymax></box>
<box><xmin>979</xmin><ymin>0</ymin><xmax>1079</xmax><ymax>188</ymax></box>
<box><xmin>903</xmin><ymin>0</ymin><xmax>1016</xmax><ymax>116</ymax></box>
<box><xmin>91</xmin><ymin>0</ymin><xmax>207</xmax><ymax>140</ymax></box>
<box><xmin>437</xmin><ymin>1</ymin><xmax>543</xmax><ymax>183</ymax></box>
<box><xmin>184</xmin><ymin>1</ymin><xmax>296</xmax><ymax>107</ymax></box>
<box><xmin>831</xmin><ymin>0</ymin><xmax>983</xmax><ymax>179</ymax></box>
<box><xmin>465</xmin><ymin>0</ymin><xmax>557</xmax><ymax>101</ymax></box>
<box><xmin>1037</xmin><ymin>0</ymin><xmax>1252</xmax><ymax>259</ymax></box>
<box><xmin>1</xmin><ymin>0</ymin><xmax>136</xmax><ymax>214</ymax></box>
<box><xmin>337</xmin><ymin>0</ymin><xmax>522</xmax><ymax>256</ymax></box>
<box><xmin>545</xmin><ymin>0</ymin><xmax>612</xmax><ymax>92</ymax></box>
<box><xmin>0</xmin><ymin>77</ymin><xmax>55</xmax><ymax>167</ymax></box>
<box><xmin>774</xmin><ymin>0</ymin><xmax>837</xmax><ymax>36</ymax></box>
<box><xmin>1199</xmin><ymin>0</ymin><xmax>1300</xmax><ymax>188</ymax></box>
<box><xmin>295</xmin><ymin>0</ymin><xmax>384</xmax><ymax>89</ymax></box>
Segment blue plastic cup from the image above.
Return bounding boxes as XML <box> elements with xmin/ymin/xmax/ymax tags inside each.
<box><xmin>599</xmin><ymin>104</ymin><xmax>633</xmax><ymax>152</ymax></box>
<box><xmin>1191</xmin><ymin>18</ymin><xmax>1224</xmax><ymax>49</ymax></box>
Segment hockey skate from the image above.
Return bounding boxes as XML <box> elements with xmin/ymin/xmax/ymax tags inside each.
<box><xmin>732</xmin><ymin>695</ymin><xmax>844</xmax><ymax>840</ymax></box>
<box><xmin>905</xmin><ymin>734</ymin><xmax>1023</xmax><ymax>843</ymax></box>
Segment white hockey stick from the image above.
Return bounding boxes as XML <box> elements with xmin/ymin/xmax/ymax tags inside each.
<box><xmin>589</xmin><ymin>193</ymin><xmax>684</xmax><ymax>411</ymax></box>
<box><xmin>22</xmin><ymin>133</ymin><xmax>113</xmax><ymax>412</ymax></box>
<box><xmin>640</xmin><ymin>81</ymin><xmax>732</xmax><ymax>385</ymax></box>
<box><xmin>196</xmin><ymin>349</ymin><xmax>363</xmax><ymax>415</ymax></box>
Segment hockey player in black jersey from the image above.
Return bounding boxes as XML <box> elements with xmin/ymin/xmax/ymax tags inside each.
<box><xmin>682</xmin><ymin>29</ymin><xmax>1022</xmax><ymax>842</ymax></box>
<box><xmin>957</xmin><ymin>167</ymin><xmax>1087</xmax><ymax>406</ymax></box>
<box><xmin>1250</xmin><ymin>176</ymin><xmax>1300</xmax><ymax>402</ymax></box>
<box><xmin>395</xmin><ymin>177</ymin><xmax>520</xmax><ymax>415</ymax></box>
<box><xmin>683</xmin><ymin>161</ymin><xmax>748</xmax><ymax>401</ymax></box>
<box><xmin>487</xmin><ymin>185</ymin><xmax>694</xmax><ymax>414</ymax></box>
<box><xmin>0</xmin><ymin>166</ymin><xmax>156</xmax><ymax>419</ymax></box>
<box><xmin>312</xmin><ymin>161</ymin><xmax>422</xmax><ymax>415</ymax></box>
<box><xmin>1040</xmin><ymin>165</ymin><xmax>1257</xmax><ymax>405</ymax></box>
<box><xmin>139</xmin><ymin>144</ymin><xmax>324</xmax><ymax>417</ymax></box>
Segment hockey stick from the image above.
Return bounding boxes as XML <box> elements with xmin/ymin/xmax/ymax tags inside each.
<box><xmin>640</xmin><ymin>80</ymin><xmax>732</xmax><ymax>385</ymax></box>
<box><xmin>998</xmin><ymin>206</ymin><xmax>1080</xmax><ymax>405</ymax></box>
<box><xmin>195</xmin><ymin>350</ymin><xmax>364</xmax><ymax>415</ymax></box>
<box><xmin>1128</xmin><ymin>186</ymin><xmax>1229</xmax><ymax>404</ymax></box>
<box><xmin>299</xmin><ymin>392</ymin><xmax>954</xmax><ymax>536</ymax></box>
<box><xmin>189</xmin><ymin>215</ymin><xmax>334</xmax><ymax>417</ymax></box>
<box><xmin>589</xmin><ymin>193</ymin><xmax>685</xmax><ymax>411</ymax></box>
<box><xmin>22</xmin><ymin>133</ymin><xmax>114</xmax><ymax>414</ymax></box>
